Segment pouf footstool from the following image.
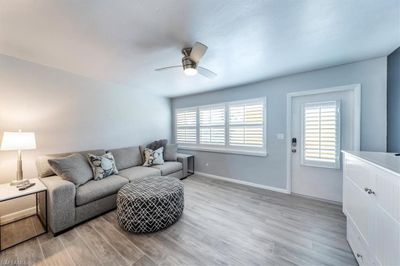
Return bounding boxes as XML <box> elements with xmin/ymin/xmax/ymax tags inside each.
<box><xmin>117</xmin><ymin>176</ymin><xmax>184</xmax><ymax>233</ymax></box>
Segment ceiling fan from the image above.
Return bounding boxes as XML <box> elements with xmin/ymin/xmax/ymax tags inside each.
<box><xmin>155</xmin><ymin>42</ymin><xmax>217</xmax><ymax>79</ymax></box>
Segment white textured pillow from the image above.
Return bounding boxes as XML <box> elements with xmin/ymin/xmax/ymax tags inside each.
<box><xmin>87</xmin><ymin>152</ymin><xmax>118</xmax><ymax>180</ymax></box>
<box><xmin>143</xmin><ymin>147</ymin><xmax>164</xmax><ymax>166</ymax></box>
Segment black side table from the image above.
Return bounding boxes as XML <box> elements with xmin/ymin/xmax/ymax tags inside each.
<box><xmin>178</xmin><ymin>154</ymin><xmax>194</xmax><ymax>179</ymax></box>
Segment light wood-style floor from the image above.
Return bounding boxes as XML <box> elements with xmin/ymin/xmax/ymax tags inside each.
<box><xmin>0</xmin><ymin>175</ymin><xmax>356</xmax><ymax>266</ymax></box>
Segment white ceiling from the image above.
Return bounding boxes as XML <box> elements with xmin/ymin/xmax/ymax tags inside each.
<box><xmin>1</xmin><ymin>0</ymin><xmax>399</xmax><ymax>97</ymax></box>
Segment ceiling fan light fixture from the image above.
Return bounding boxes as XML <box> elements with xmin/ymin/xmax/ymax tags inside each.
<box><xmin>184</xmin><ymin>67</ymin><xmax>198</xmax><ymax>76</ymax></box>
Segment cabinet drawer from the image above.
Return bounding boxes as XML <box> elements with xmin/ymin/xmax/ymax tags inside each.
<box><xmin>372</xmin><ymin>167</ymin><xmax>400</xmax><ymax>223</ymax></box>
<box><xmin>343</xmin><ymin>176</ymin><xmax>370</xmax><ymax>241</ymax></box>
<box><xmin>347</xmin><ymin>218</ymin><xmax>374</xmax><ymax>266</ymax></box>
<box><xmin>344</xmin><ymin>155</ymin><xmax>373</xmax><ymax>191</ymax></box>
<box><xmin>370</xmin><ymin>205</ymin><xmax>400</xmax><ymax>266</ymax></box>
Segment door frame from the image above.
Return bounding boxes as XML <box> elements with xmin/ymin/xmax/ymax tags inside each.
<box><xmin>286</xmin><ymin>84</ymin><xmax>361</xmax><ymax>193</ymax></box>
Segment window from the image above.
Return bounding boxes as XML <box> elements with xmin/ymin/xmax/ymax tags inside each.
<box><xmin>302</xmin><ymin>101</ymin><xmax>341</xmax><ymax>168</ymax></box>
<box><xmin>176</xmin><ymin>108</ymin><xmax>197</xmax><ymax>144</ymax></box>
<box><xmin>199</xmin><ymin>104</ymin><xmax>225</xmax><ymax>145</ymax></box>
<box><xmin>175</xmin><ymin>97</ymin><xmax>266</xmax><ymax>156</ymax></box>
<box><xmin>229</xmin><ymin>99</ymin><xmax>264</xmax><ymax>148</ymax></box>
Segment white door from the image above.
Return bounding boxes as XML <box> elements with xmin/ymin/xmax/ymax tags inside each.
<box><xmin>290</xmin><ymin>88</ymin><xmax>359</xmax><ymax>202</ymax></box>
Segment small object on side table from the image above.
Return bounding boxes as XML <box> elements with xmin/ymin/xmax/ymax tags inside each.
<box><xmin>18</xmin><ymin>182</ymin><xmax>36</xmax><ymax>191</ymax></box>
<box><xmin>0</xmin><ymin>178</ymin><xmax>47</xmax><ymax>251</ymax></box>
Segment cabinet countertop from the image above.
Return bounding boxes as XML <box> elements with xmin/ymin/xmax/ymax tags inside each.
<box><xmin>342</xmin><ymin>150</ymin><xmax>400</xmax><ymax>177</ymax></box>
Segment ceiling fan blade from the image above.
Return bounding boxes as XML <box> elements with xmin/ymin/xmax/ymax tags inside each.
<box><xmin>154</xmin><ymin>66</ymin><xmax>181</xmax><ymax>71</ymax></box>
<box><xmin>189</xmin><ymin>42</ymin><xmax>208</xmax><ymax>63</ymax></box>
<box><xmin>198</xmin><ymin>66</ymin><xmax>217</xmax><ymax>79</ymax></box>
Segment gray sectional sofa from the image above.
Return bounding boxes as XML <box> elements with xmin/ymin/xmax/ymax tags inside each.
<box><xmin>36</xmin><ymin>145</ymin><xmax>189</xmax><ymax>234</ymax></box>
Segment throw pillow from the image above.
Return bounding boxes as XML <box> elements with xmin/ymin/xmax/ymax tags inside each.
<box><xmin>48</xmin><ymin>153</ymin><xmax>93</xmax><ymax>187</ymax></box>
<box><xmin>143</xmin><ymin>147</ymin><xmax>164</xmax><ymax>166</ymax></box>
<box><xmin>164</xmin><ymin>144</ymin><xmax>178</xmax><ymax>161</ymax></box>
<box><xmin>87</xmin><ymin>152</ymin><xmax>119</xmax><ymax>180</ymax></box>
<box><xmin>146</xmin><ymin>139</ymin><xmax>168</xmax><ymax>152</ymax></box>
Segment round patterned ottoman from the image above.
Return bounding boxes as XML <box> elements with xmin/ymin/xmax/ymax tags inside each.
<box><xmin>116</xmin><ymin>176</ymin><xmax>184</xmax><ymax>233</ymax></box>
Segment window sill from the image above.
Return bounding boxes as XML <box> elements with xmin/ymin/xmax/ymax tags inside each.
<box><xmin>178</xmin><ymin>145</ymin><xmax>268</xmax><ymax>157</ymax></box>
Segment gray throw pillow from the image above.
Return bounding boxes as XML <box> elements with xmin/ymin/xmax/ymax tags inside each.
<box><xmin>87</xmin><ymin>152</ymin><xmax>119</xmax><ymax>180</ymax></box>
<box><xmin>146</xmin><ymin>139</ymin><xmax>168</xmax><ymax>152</ymax></box>
<box><xmin>143</xmin><ymin>147</ymin><xmax>164</xmax><ymax>166</ymax></box>
<box><xmin>164</xmin><ymin>144</ymin><xmax>178</xmax><ymax>161</ymax></box>
<box><xmin>48</xmin><ymin>153</ymin><xmax>93</xmax><ymax>187</ymax></box>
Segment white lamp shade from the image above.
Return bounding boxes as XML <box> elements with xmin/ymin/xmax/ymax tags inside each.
<box><xmin>0</xmin><ymin>131</ymin><xmax>37</xmax><ymax>151</ymax></box>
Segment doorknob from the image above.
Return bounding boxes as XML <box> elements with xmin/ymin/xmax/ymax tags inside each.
<box><xmin>291</xmin><ymin>138</ymin><xmax>297</xmax><ymax>153</ymax></box>
<box><xmin>364</xmin><ymin>187</ymin><xmax>376</xmax><ymax>195</ymax></box>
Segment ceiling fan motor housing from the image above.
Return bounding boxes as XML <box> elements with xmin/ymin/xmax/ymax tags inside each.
<box><xmin>182</xmin><ymin>56</ymin><xmax>197</xmax><ymax>70</ymax></box>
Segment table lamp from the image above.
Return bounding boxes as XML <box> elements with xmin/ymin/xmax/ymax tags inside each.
<box><xmin>0</xmin><ymin>130</ymin><xmax>36</xmax><ymax>185</ymax></box>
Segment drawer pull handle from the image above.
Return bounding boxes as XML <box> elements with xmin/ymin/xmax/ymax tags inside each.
<box><xmin>364</xmin><ymin>188</ymin><xmax>376</xmax><ymax>195</ymax></box>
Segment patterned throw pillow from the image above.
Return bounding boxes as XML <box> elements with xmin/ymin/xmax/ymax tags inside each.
<box><xmin>87</xmin><ymin>152</ymin><xmax>118</xmax><ymax>180</ymax></box>
<box><xmin>143</xmin><ymin>147</ymin><xmax>164</xmax><ymax>167</ymax></box>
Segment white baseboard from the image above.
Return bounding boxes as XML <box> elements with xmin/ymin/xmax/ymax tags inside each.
<box><xmin>195</xmin><ymin>171</ymin><xmax>290</xmax><ymax>194</ymax></box>
<box><xmin>0</xmin><ymin>207</ymin><xmax>36</xmax><ymax>225</ymax></box>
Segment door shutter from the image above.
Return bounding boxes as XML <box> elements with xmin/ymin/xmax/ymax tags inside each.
<box><xmin>302</xmin><ymin>101</ymin><xmax>340</xmax><ymax>168</ymax></box>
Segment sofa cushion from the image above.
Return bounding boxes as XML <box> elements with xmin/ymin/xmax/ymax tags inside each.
<box><xmin>151</xmin><ymin>161</ymin><xmax>182</xmax><ymax>176</ymax></box>
<box><xmin>36</xmin><ymin>149</ymin><xmax>105</xmax><ymax>178</ymax></box>
<box><xmin>75</xmin><ymin>175</ymin><xmax>128</xmax><ymax>206</ymax></box>
<box><xmin>48</xmin><ymin>153</ymin><xmax>93</xmax><ymax>187</ymax></box>
<box><xmin>108</xmin><ymin>146</ymin><xmax>142</xmax><ymax>170</ymax></box>
<box><xmin>118</xmin><ymin>166</ymin><xmax>161</xmax><ymax>181</ymax></box>
<box><xmin>164</xmin><ymin>144</ymin><xmax>178</xmax><ymax>161</ymax></box>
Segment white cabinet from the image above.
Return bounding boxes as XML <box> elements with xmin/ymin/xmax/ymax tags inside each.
<box><xmin>343</xmin><ymin>152</ymin><xmax>400</xmax><ymax>266</ymax></box>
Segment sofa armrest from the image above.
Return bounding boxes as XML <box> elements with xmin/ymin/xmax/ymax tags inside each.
<box><xmin>177</xmin><ymin>153</ymin><xmax>190</xmax><ymax>177</ymax></box>
<box><xmin>40</xmin><ymin>176</ymin><xmax>76</xmax><ymax>234</ymax></box>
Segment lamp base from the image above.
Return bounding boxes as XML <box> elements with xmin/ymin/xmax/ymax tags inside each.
<box><xmin>10</xmin><ymin>179</ymin><xmax>30</xmax><ymax>186</ymax></box>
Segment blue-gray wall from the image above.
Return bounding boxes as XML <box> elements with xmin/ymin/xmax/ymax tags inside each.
<box><xmin>387</xmin><ymin>47</ymin><xmax>400</xmax><ymax>152</ymax></box>
<box><xmin>172</xmin><ymin>57</ymin><xmax>387</xmax><ymax>189</ymax></box>
<box><xmin>0</xmin><ymin>54</ymin><xmax>171</xmax><ymax>215</ymax></box>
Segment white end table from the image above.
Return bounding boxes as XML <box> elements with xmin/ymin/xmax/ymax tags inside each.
<box><xmin>0</xmin><ymin>178</ymin><xmax>48</xmax><ymax>251</ymax></box>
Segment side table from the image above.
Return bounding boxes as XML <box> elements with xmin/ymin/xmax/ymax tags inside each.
<box><xmin>178</xmin><ymin>153</ymin><xmax>194</xmax><ymax>179</ymax></box>
<box><xmin>0</xmin><ymin>178</ymin><xmax>47</xmax><ymax>251</ymax></box>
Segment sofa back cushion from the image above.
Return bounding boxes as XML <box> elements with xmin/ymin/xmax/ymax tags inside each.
<box><xmin>108</xmin><ymin>146</ymin><xmax>142</xmax><ymax>170</ymax></box>
<box><xmin>48</xmin><ymin>153</ymin><xmax>93</xmax><ymax>187</ymax></box>
<box><xmin>36</xmin><ymin>149</ymin><xmax>105</xmax><ymax>178</ymax></box>
<box><xmin>164</xmin><ymin>144</ymin><xmax>178</xmax><ymax>161</ymax></box>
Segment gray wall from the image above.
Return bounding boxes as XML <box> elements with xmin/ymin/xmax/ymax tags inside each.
<box><xmin>0</xmin><ymin>54</ymin><xmax>171</xmax><ymax>215</ymax></box>
<box><xmin>387</xmin><ymin>47</ymin><xmax>400</xmax><ymax>152</ymax></box>
<box><xmin>172</xmin><ymin>57</ymin><xmax>387</xmax><ymax>189</ymax></box>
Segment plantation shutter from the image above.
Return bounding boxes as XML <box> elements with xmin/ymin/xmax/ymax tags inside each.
<box><xmin>228</xmin><ymin>99</ymin><xmax>264</xmax><ymax>148</ymax></box>
<box><xmin>176</xmin><ymin>108</ymin><xmax>197</xmax><ymax>144</ymax></box>
<box><xmin>302</xmin><ymin>101</ymin><xmax>340</xmax><ymax>168</ymax></box>
<box><xmin>199</xmin><ymin>105</ymin><xmax>225</xmax><ymax>145</ymax></box>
